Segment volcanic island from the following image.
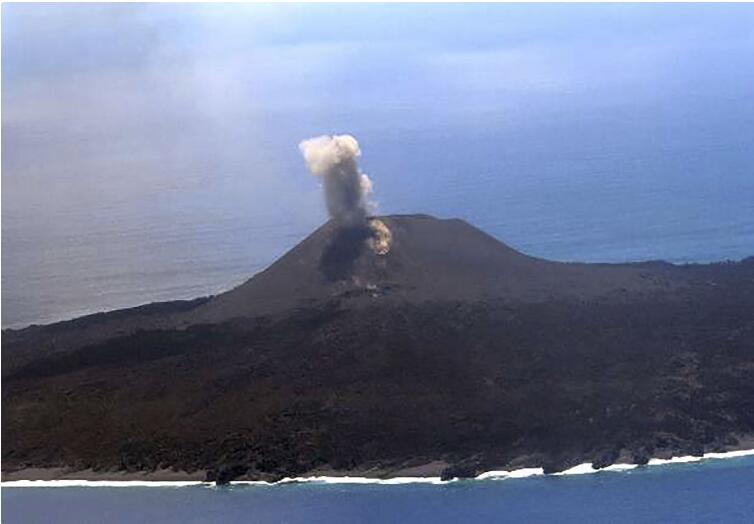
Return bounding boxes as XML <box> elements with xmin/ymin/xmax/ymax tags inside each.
<box><xmin>3</xmin><ymin>212</ymin><xmax>754</xmax><ymax>483</ymax></box>
<box><xmin>4</xmin><ymin>134</ymin><xmax>754</xmax><ymax>483</ymax></box>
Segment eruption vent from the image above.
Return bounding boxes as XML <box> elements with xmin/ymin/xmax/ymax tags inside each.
<box><xmin>368</xmin><ymin>219</ymin><xmax>392</xmax><ymax>255</ymax></box>
<box><xmin>299</xmin><ymin>134</ymin><xmax>374</xmax><ymax>225</ymax></box>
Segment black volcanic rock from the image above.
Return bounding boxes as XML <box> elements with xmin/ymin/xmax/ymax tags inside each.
<box><xmin>592</xmin><ymin>447</ymin><xmax>621</xmax><ymax>470</ymax></box>
<box><xmin>3</xmin><ymin>214</ymin><xmax>754</xmax><ymax>478</ymax></box>
<box><xmin>542</xmin><ymin>457</ymin><xmax>577</xmax><ymax>475</ymax></box>
<box><xmin>632</xmin><ymin>449</ymin><xmax>652</xmax><ymax>466</ymax></box>
<box><xmin>441</xmin><ymin>458</ymin><xmax>482</xmax><ymax>480</ymax></box>
<box><xmin>206</xmin><ymin>464</ymin><xmax>249</xmax><ymax>485</ymax></box>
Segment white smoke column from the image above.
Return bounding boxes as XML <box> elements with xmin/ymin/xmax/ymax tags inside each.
<box><xmin>299</xmin><ymin>134</ymin><xmax>374</xmax><ymax>224</ymax></box>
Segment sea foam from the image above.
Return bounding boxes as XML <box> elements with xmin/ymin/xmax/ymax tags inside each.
<box><xmin>3</xmin><ymin>449</ymin><xmax>754</xmax><ymax>488</ymax></box>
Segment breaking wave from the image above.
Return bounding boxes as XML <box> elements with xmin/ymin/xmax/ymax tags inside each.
<box><xmin>4</xmin><ymin>449</ymin><xmax>754</xmax><ymax>488</ymax></box>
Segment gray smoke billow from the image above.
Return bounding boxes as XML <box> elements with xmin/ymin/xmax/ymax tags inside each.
<box><xmin>300</xmin><ymin>134</ymin><xmax>392</xmax><ymax>258</ymax></box>
<box><xmin>299</xmin><ymin>134</ymin><xmax>374</xmax><ymax>224</ymax></box>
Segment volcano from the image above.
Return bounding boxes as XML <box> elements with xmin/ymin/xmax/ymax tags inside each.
<box><xmin>189</xmin><ymin>214</ymin><xmax>688</xmax><ymax>322</ymax></box>
<box><xmin>3</xmin><ymin>214</ymin><xmax>754</xmax><ymax>482</ymax></box>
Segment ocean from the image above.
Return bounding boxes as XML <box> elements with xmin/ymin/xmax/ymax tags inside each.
<box><xmin>4</xmin><ymin>455</ymin><xmax>754</xmax><ymax>523</ymax></box>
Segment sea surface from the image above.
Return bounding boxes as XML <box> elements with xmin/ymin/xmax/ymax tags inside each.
<box><xmin>4</xmin><ymin>456</ymin><xmax>754</xmax><ymax>523</ymax></box>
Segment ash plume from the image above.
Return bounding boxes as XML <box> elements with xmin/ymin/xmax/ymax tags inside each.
<box><xmin>299</xmin><ymin>134</ymin><xmax>374</xmax><ymax>224</ymax></box>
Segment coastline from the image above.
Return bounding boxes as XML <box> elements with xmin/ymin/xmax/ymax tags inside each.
<box><xmin>4</xmin><ymin>449</ymin><xmax>754</xmax><ymax>488</ymax></box>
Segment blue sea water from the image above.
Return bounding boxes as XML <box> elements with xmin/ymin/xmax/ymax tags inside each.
<box><xmin>4</xmin><ymin>456</ymin><xmax>754</xmax><ymax>523</ymax></box>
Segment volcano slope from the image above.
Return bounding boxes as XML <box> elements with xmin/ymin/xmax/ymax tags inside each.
<box><xmin>3</xmin><ymin>214</ymin><xmax>754</xmax><ymax>481</ymax></box>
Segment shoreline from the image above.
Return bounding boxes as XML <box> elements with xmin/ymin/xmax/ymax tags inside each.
<box><xmin>3</xmin><ymin>449</ymin><xmax>754</xmax><ymax>488</ymax></box>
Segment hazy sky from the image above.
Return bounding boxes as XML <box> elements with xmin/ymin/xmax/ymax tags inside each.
<box><xmin>5</xmin><ymin>3</ymin><xmax>753</xmax><ymax>220</ymax></box>
<box><xmin>3</xmin><ymin>4</ymin><xmax>754</xmax><ymax>326</ymax></box>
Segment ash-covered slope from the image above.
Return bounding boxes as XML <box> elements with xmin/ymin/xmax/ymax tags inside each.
<box><xmin>190</xmin><ymin>214</ymin><xmax>684</xmax><ymax>323</ymax></box>
<box><xmin>2</xmin><ymin>214</ymin><xmax>685</xmax><ymax>366</ymax></box>
<box><xmin>3</xmin><ymin>214</ymin><xmax>754</xmax><ymax>481</ymax></box>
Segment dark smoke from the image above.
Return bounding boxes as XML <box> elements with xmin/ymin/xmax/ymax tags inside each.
<box><xmin>300</xmin><ymin>134</ymin><xmax>393</xmax><ymax>281</ymax></box>
<box><xmin>299</xmin><ymin>134</ymin><xmax>374</xmax><ymax>225</ymax></box>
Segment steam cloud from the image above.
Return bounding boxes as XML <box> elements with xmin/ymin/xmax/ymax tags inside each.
<box><xmin>299</xmin><ymin>134</ymin><xmax>374</xmax><ymax>224</ymax></box>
